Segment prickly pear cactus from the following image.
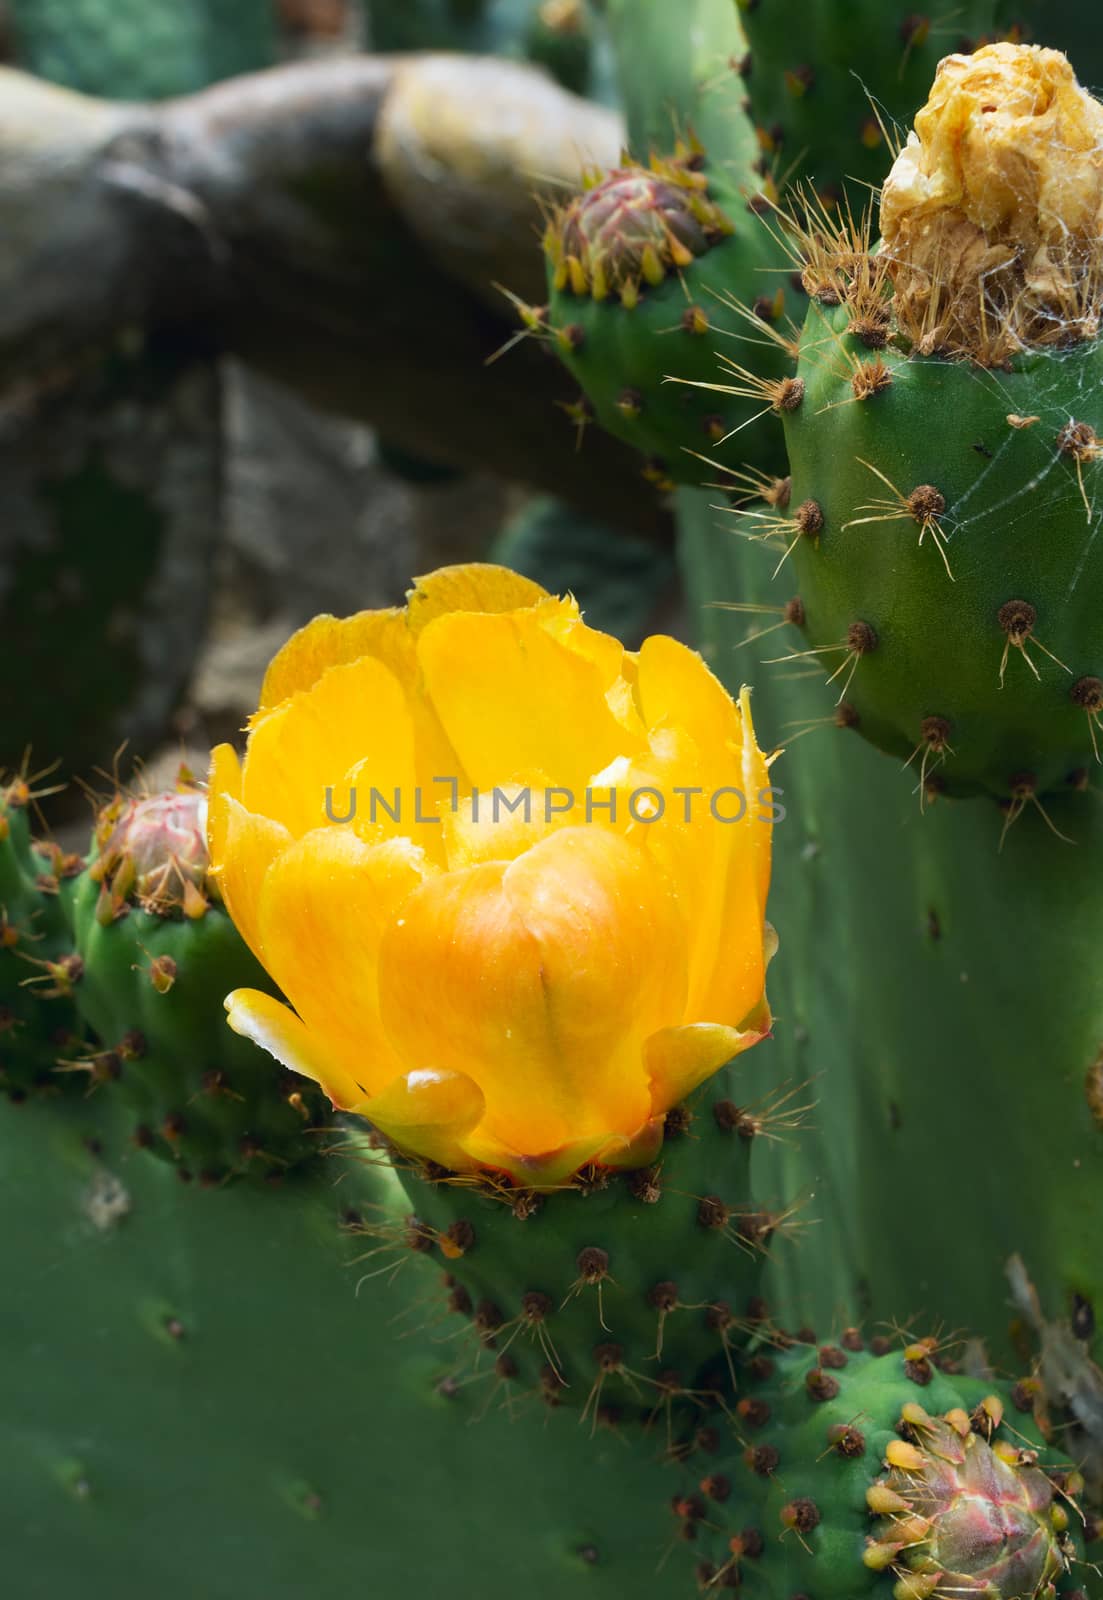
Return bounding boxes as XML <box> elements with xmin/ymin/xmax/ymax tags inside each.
<box><xmin>387</xmin><ymin>1064</ymin><xmax>787</xmax><ymax>1415</ymax></box>
<box><xmin>67</xmin><ymin>778</ymin><xmax>330</xmax><ymax>1184</ymax></box>
<box><xmin>669</xmin><ymin>1339</ymin><xmax>1088</xmax><ymax>1598</ymax></box>
<box><xmin>761</xmin><ymin>45</ymin><xmax>1103</xmax><ymax>801</ymax></box>
<box><xmin>6</xmin><ymin>0</ymin><xmax>278</xmax><ymax>98</ymax></box>
<box><xmin>593</xmin><ymin>1</ymin><xmax>1103</xmax><ymax>1480</ymax></box>
<box><xmin>733</xmin><ymin>0</ymin><xmax>1023</xmax><ymax>207</ymax></box>
<box><xmin>542</xmin><ymin>140</ymin><xmax>789</xmax><ymax>489</ymax></box>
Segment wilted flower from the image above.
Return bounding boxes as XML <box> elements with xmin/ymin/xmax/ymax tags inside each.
<box><xmin>207</xmin><ymin>565</ymin><xmax>775</xmax><ymax>1186</ymax></box>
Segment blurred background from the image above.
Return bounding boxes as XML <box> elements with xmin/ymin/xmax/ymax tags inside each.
<box><xmin>0</xmin><ymin>0</ymin><xmax>677</xmax><ymax>819</ymax></box>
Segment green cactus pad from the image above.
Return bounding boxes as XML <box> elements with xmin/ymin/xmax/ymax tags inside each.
<box><xmin>383</xmin><ymin>1064</ymin><xmax>788</xmax><ymax>1419</ymax></box>
<box><xmin>670</xmin><ymin>1339</ymin><xmax>1086</xmax><ymax>1598</ymax></box>
<box><xmin>3</xmin><ymin>1089</ymin><xmax>703</xmax><ymax>1600</ymax></box>
<box><xmin>7</xmin><ymin>0</ymin><xmax>277</xmax><ymax>99</ymax></box>
<box><xmin>68</xmin><ymin>786</ymin><xmax>330</xmax><ymax>1183</ymax></box>
<box><xmin>770</xmin><ymin>303</ymin><xmax>1103</xmax><ymax>802</ymax></box>
<box><xmin>0</xmin><ymin>778</ymin><xmax>87</xmax><ymax>1100</ymax></box>
<box><xmin>734</xmin><ymin>0</ymin><xmax>1017</xmax><ymax>208</ymax></box>
<box><xmin>543</xmin><ymin>147</ymin><xmax>792</xmax><ymax>489</ymax></box>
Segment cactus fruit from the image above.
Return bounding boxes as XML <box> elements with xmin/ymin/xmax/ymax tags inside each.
<box><xmin>68</xmin><ymin>777</ymin><xmax>329</xmax><ymax>1184</ymax></box>
<box><xmin>382</xmin><ymin>1062</ymin><xmax>794</xmax><ymax>1418</ymax></box>
<box><xmin>735</xmin><ymin>43</ymin><xmax>1103</xmax><ymax>801</ymax></box>
<box><xmin>542</xmin><ymin>141</ymin><xmax>790</xmax><ymax>489</ymax></box>
<box><xmin>0</xmin><ymin>772</ymin><xmax>86</xmax><ymax>1100</ymax></box>
<box><xmin>670</xmin><ymin>1339</ymin><xmax>1087</xmax><ymax>1598</ymax></box>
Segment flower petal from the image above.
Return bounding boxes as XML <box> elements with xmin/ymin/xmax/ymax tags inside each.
<box><xmin>359</xmin><ymin>1067</ymin><xmax>486</xmax><ymax>1173</ymax></box>
<box><xmin>225</xmin><ymin>986</ymin><xmax>363</xmax><ymax>1107</ymax></box>
<box><xmin>461</xmin><ymin>1121</ymin><xmax>663</xmax><ymax>1190</ymax></box>
<box><xmin>207</xmin><ymin>746</ymin><xmax>291</xmax><ymax>964</ymax></box>
<box><xmin>439</xmin><ymin>783</ymin><xmax>566</xmax><ymax>871</ymax></box>
<box><xmin>644</xmin><ymin>1011</ymin><xmax>772</xmax><ymax>1111</ymax></box>
<box><xmin>242</xmin><ymin>655</ymin><xmax>417</xmax><ymax>841</ymax></box>
<box><xmin>405</xmin><ymin>563</ymin><xmax>549</xmax><ymax>633</ymax></box>
<box><xmin>377</xmin><ymin>827</ymin><xmax>686</xmax><ymax>1157</ymax></box>
<box><xmin>635</xmin><ymin>634</ymin><xmax>743</xmax><ymax>754</ymax></box>
<box><xmin>585</xmin><ymin>724</ymin><xmax>770</xmax><ymax>1028</ymax></box>
<box><xmin>417</xmin><ymin>607</ymin><xmax>646</xmax><ymax>792</ymax></box>
<box><xmin>258</xmin><ymin>608</ymin><xmax>413</xmax><ymax>713</ymax></box>
<box><xmin>257</xmin><ymin>827</ymin><xmax>435</xmax><ymax>1099</ymax></box>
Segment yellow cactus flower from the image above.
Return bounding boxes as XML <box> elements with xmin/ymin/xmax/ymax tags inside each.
<box><xmin>207</xmin><ymin>564</ymin><xmax>776</xmax><ymax>1187</ymax></box>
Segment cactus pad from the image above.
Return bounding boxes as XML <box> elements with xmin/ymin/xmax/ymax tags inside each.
<box><xmin>383</xmin><ymin>1063</ymin><xmax>790</xmax><ymax>1419</ymax></box>
<box><xmin>68</xmin><ymin>781</ymin><xmax>330</xmax><ymax>1183</ymax></box>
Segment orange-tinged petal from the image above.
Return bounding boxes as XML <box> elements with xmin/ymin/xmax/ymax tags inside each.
<box><xmin>242</xmin><ymin>655</ymin><xmax>417</xmax><ymax>841</ymax></box>
<box><xmin>405</xmin><ymin>563</ymin><xmax>549</xmax><ymax>634</ymax></box>
<box><xmin>440</xmin><ymin>783</ymin><xmax>567</xmax><ymax>871</ymax></box>
<box><xmin>417</xmin><ymin>608</ymin><xmax>646</xmax><ymax>792</ymax></box>
<box><xmin>357</xmin><ymin>1067</ymin><xmax>486</xmax><ymax>1172</ymax></box>
<box><xmin>207</xmin><ymin>760</ymin><xmax>291</xmax><ymax>965</ymax></box>
<box><xmin>377</xmin><ymin>827</ymin><xmax>685</xmax><ymax>1157</ymax></box>
<box><xmin>258</xmin><ymin>607</ymin><xmax>412</xmax><ymax>713</ymax></box>
<box><xmin>257</xmin><ymin>827</ymin><xmax>434</xmax><ymax>1097</ymax></box>
<box><xmin>225</xmin><ymin>986</ymin><xmax>364</xmax><ymax>1108</ymax></box>
<box><xmin>461</xmin><ymin>1120</ymin><xmax>663</xmax><ymax>1189</ymax></box>
<box><xmin>644</xmin><ymin>1012</ymin><xmax>772</xmax><ymax>1112</ymax></box>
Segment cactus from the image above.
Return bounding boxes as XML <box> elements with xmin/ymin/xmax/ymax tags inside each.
<box><xmin>539</xmin><ymin>0</ymin><xmax>791</xmax><ymax>489</ymax></box>
<box><xmin>744</xmin><ymin>45</ymin><xmax>1103</xmax><ymax>801</ymax></box>
<box><xmin>732</xmin><ymin>0</ymin><xmax>1023</xmax><ymax>208</ymax></box>
<box><xmin>553</xmin><ymin>0</ymin><xmax>1103</xmax><ymax>1495</ymax></box>
<box><xmin>384</xmin><ymin>1063</ymin><xmax>783</xmax><ymax>1415</ymax></box>
<box><xmin>669</xmin><ymin>1339</ymin><xmax>1087</xmax><ymax>1598</ymax></box>
<box><xmin>542</xmin><ymin>141</ymin><xmax>790</xmax><ymax>489</ymax></box>
<box><xmin>4</xmin><ymin>1085</ymin><xmax>703</xmax><ymax>1600</ymax></box>
<box><xmin>67</xmin><ymin>777</ymin><xmax>330</xmax><ymax>1184</ymax></box>
<box><xmin>6</xmin><ymin>0</ymin><xmax>278</xmax><ymax>98</ymax></box>
<box><xmin>0</xmin><ymin>772</ymin><xmax>86</xmax><ymax>1100</ymax></box>
<box><xmin>8</xmin><ymin>6</ymin><xmax>1103</xmax><ymax>1596</ymax></box>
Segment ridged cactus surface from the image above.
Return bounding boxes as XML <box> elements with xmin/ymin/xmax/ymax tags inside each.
<box><xmin>390</xmin><ymin>1062</ymin><xmax>782</xmax><ymax>1415</ymax></box>
<box><xmin>3</xmin><ymin>1092</ymin><xmax>693</xmax><ymax>1600</ymax></box>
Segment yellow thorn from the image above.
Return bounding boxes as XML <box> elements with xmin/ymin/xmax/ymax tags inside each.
<box><xmin>863</xmin><ymin>1541</ymin><xmax>903</xmax><ymax>1572</ymax></box>
<box><xmin>567</xmin><ymin>255</ymin><xmax>588</xmax><ymax>296</ymax></box>
<box><xmin>640</xmin><ymin>245</ymin><xmax>665</xmax><ymax>287</ymax></box>
<box><xmin>867</xmin><ymin>1484</ymin><xmax>911</xmax><ymax>1515</ymax></box>
<box><xmin>885</xmin><ymin>1440</ymin><xmax>926</xmax><ymax>1472</ymax></box>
